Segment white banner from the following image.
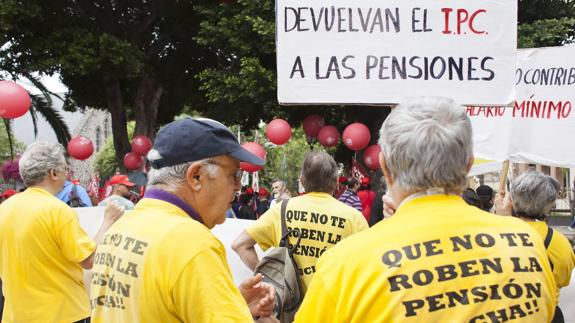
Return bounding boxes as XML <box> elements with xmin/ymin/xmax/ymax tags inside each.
<box><xmin>470</xmin><ymin>46</ymin><xmax>575</xmax><ymax>168</ymax></box>
<box><xmin>277</xmin><ymin>0</ymin><xmax>517</xmax><ymax>105</ymax></box>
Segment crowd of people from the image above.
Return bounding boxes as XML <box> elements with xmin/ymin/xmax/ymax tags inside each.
<box><xmin>0</xmin><ymin>96</ymin><xmax>573</xmax><ymax>322</ymax></box>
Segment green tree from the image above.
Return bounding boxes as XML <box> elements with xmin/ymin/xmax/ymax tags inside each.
<box><xmin>0</xmin><ymin>0</ymin><xmax>214</xmax><ymax>170</ymax></box>
<box><xmin>195</xmin><ymin>0</ymin><xmax>390</xmax><ymax>169</ymax></box>
<box><xmin>0</xmin><ymin>121</ymin><xmax>24</xmax><ymax>161</ymax></box>
<box><xmin>518</xmin><ymin>0</ymin><xmax>575</xmax><ymax>47</ymax></box>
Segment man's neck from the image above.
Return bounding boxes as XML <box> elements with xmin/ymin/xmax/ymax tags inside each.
<box><xmin>33</xmin><ymin>182</ymin><xmax>60</xmax><ymax>196</ymax></box>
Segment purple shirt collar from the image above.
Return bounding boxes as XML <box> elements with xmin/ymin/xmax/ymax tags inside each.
<box><xmin>144</xmin><ymin>188</ymin><xmax>203</xmax><ymax>224</ymax></box>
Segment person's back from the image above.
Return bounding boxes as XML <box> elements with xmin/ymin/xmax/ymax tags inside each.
<box><xmin>235</xmin><ymin>151</ymin><xmax>368</xmax><ymax>293</ymax></box>
<box><xmin>528</xmin><ymin>222</ymin><xmax>574</xmax><ymax>294</ymax></box>
<box><xmin>57</xmin><ymin>180</ymin><xmax>93</xmax><ymax>207</ymax></box>
<box><xmin>91</xmin><ymin>197</ymin><xmax>250</xmax><ymax>321</ymax></box>
<box><xmin>295</xmin><ymin>97</ymin><xmax>557</xmax><ymax>322</ymax></box>
<box><xmin>247</xmin><ymin>192</ymin><xmax>368</xmax><ymax>291</ymax></box>
<box><xmin>296</xmin><ymin>196</ymin><xmax>557</xmax><ymax>321</ymax></box>
<box><xmin>0</xmin><ymin>188</ymin><xmax>95</xmax><ymax>322</ymax></box>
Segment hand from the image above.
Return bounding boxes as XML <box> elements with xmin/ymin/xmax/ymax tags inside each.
<box><xmin>494</xmin><ymin>191</ymin><xmax>512</xmax><ymax>216</ymax></box>
<box><xmin>382</xmin><ymin>194</ymin><xmax>397</xmax><ymax>218</ymax></box>
<box><xmin>239</xmin><ymin>274</ymin><xmax>276</xmax><ymax>317</ymax></box>
<box><xmin>103</xmin><ymin>203</ymin><xmax>124</xmax><ymax>224</ymax></box>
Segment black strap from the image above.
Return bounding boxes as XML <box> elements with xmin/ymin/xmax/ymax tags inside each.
<box><xmin>279</xmin><ymin>199</ymin><xmax>289</xmax><ymax>247</ymax></box>
<box><xmin>544</xmin><ymin>226</ymin><xmax>554</xmax><ymax>249</ymax></box>
<box><xmin>544</xmin><ymin>226</ymin><xmax>555</xmax><ymax>271</ymax></box>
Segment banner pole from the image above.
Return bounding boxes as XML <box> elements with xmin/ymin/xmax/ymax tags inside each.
<box><xmin>498</xmin><ymin>160</ymin><xmax>510</xmax><ymax>193</ymax></box>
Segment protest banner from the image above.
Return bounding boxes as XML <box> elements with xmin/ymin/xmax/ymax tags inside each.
<box><xmin>470</xmin><ymin>46</ymin><xmax>575</xmax><ymax>168</ymax></box>
<box><xmin>277</xmin><ymin>0</ymin><xmax>517</xmax><ymax>105</ymax></box>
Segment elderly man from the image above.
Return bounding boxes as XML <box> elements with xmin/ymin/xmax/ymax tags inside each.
<box><xmin>98</xmin><ymin>174</ymin><xmax>136</xmax><ymax>210</ymax></box>
<box><xmin>497</xmin><ymin>169</ymin><xmax>575</xmax><ymax>323</ymax></box>
<box><xmin>295</xmin><ymin>97</ymin><xmax>557</xmax><ymax>322</ymax></box>
<box><xmin>90</xmin><ymin>118</ymin><xmax>276</xmax><ymax>322</ymax></box>
<box><xmin>269</xmin><ymin>179</ymin><xmax>290</xmax><ymax>207</ymax></box>
<box><xmin>0</xmin><ymin>141</ymin><xmax>123</xmax><ymax>323</ymax></box>
<box><xmin>233</xmin><ymin>151</ymin><xmax>368</xmax><ymax>293</ymax></box>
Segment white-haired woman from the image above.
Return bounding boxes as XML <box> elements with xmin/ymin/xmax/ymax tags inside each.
<box><xmin>498</xmin><ymin>169</ymin><xmax>575</xmax><ymax>323</ymax></box>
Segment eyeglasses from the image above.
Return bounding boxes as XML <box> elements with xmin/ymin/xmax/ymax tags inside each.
<box><xmin>204</xmin><ymin>160</ymin><xmax>243</xmax><ymax>184</ymax></box>
<box><xmin>51</xmin><ymin>165</ymin><xmax>71</xmax><ymax>175</ymax></box>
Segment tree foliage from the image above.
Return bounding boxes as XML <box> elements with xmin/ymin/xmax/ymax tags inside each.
<box><xmin>0</xmin><ymin>0</ymin><xmax>214</xmax><ymax>170</ymax></box>
<box><xmin>0</xmin><ymin>121</ymin><xmax>24</xmax><ymax>161</ymax></box>
<box><xmin>93</xmin><ymin>122</ymin><xmax>135</xmax><ymax>178</ymax></box>
<box><xmin>2</xmin><ymin>0</ymin><xmax>574</xmax><ymax>173</ymax></box>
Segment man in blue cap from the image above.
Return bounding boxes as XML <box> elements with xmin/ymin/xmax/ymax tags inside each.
<box><xmin>90</xmin><ymin>118</ymin><xmax>276</xmax><ymax>322</ymax></box>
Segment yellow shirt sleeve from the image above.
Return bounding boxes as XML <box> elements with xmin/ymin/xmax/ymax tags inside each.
<box><xmin>172</xmin><ymin>243</ymin><xmax>253</xmax><ymax>322</ymax></box>
<box><xmin>549</xmin><ymin>233</ymin><xmax>575</xmax><ymax>288</ymax></box>
<box><xmin>57</xmin><ymin>209</ymin><xmax>96</xmax><ymax>263</ymax></box>
<box><xmin>354</xmin><ymin>212</ymin><xmax>369</xmax><ymax>232</ymax></box>
<box><xmin>246</xmin><ymin>206</ymin><xmax>280</xmax><ymax>251</ymax></box>
<box><xmin>294</xmin><ymin>268</ymin><xmax>337</xmax><ymax>322</ymax></box>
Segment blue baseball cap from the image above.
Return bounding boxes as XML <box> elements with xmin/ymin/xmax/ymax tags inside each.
<box><xmin>149</xmin><ymin>118</ymin><xmax>265</xmax><ymax>169</ymax></box>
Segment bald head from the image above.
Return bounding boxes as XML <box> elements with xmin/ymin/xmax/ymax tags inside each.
<box><xmin>300</xmin><ymin>151</ymin><xmax>338</xmax><ymax>194</ymax></box>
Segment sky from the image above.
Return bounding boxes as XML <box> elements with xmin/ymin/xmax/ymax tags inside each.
<box><xmin>10</xmin><ymin>74</ymin><xmax>85</xmax><ymax>145</ymax></box>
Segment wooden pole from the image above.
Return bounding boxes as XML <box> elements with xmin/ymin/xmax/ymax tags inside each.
<box><xmin>498</xmin><ymin>160</ymin><xmax>510</xmax><ymax>193</ymax></box>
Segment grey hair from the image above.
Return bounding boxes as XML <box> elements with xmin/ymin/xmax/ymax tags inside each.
<box><xmin>378</xmin><ymin>97</ymin><xmax>473</xmax><ymax>194</ymax></box>
<box><xmin>19</xmin><ymin>141</ymin><xmax>66</xmax><ymax>187</ymax></box>
<box><xmin>146</xmin><ymin>154</ymin><xmax>219</xmax><ymax>192</ymax></box>
<box><xmin>273</xmin><ymin>180</ymin><xmax>287</xmax><ymax>189</ymax></box>
<box><xmin>510</xmin><ymin>169</ymin><xmax>559</xmax><ymax>219</ymax></box>
<box><xmin>300</xmin><ymin>151</ymin><xmax>338</xmax><ymax>194</ymax></box>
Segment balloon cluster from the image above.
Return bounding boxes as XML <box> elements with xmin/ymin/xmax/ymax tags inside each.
<box><xmin>124</xmin><ymin>135</ymin><xmax>153</xmax><ymax>170</ymax></box>
<box><xmin>67</xmin><ymin>133</ymin><xmax>153</xmax><ymax>172</ymax></box>
<box><xmin>302</xmin><ymin>115</ymin><xmax>379</xmax><ymax>170</ymax></box>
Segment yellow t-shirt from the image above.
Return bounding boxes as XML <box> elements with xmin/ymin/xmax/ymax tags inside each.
<box><xmin>295</xmin><ymin>195</ymin><xmax>557</xmax><ymax>322</ymax></box>
<box><xmin>90</xmin><ymin>197</ymin><xmax>253</xmax><ymax>322</ymax></box>
<box><xmin>0</xmin><ymin>187</ymin><xmax>96</xmax><ymax>323</ymax></box>
<box><xmin>246</xmin><ymin>192</ymin><xmax>368</xmax><ymax>291</ymax></box>
<box><xmin>527</xmin><ymin>221</ymin><xmax>575</xmax><ymax>299</ymax></box>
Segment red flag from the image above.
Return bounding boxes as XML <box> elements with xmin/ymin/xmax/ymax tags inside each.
<box><xmin>352</xmin><ymin>157</ymin><xmax>368</xmax><ymax>181</ymax></box>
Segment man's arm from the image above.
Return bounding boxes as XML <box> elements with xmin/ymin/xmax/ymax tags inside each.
<box><xmin>79</xmin><ymin>203</ymin><xmax>124</xmax><ymax>269</ymax></box>
<box><xmin>232</xmin><ymin>230</ymin><xmax>260</xmax><ymax>271</ymax></box>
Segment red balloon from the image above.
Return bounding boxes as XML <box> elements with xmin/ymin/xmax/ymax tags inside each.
<box><xmin>131</xmin><ymin>135</ymin><xmax>153</xmax><ymax>155</ymax></box>
<box><xmin>363</xmin><ymin>144</ymin><xmax>382</xmax><ymax>170</ymax></box>
<box><xmin>266</xmin><ymin>118</ymin><xmax>292</xmax><ymax>145</ymax></box>
<box><xmin>239</xmin><ymin>142</ymin><xmax>266</xmax><ymax>173</ymax></box>
<box><xmin>124</xmin><ymin>152</ymin><xmax>144</xmax><ymax>170</ymax></box>
<box><xmin>0</xmin><ymin>81</ymin><xmax>32</xmax><ymax>119</ymax></box>
<box><xmin>317</xmin><ymin>125</ymin><xmax>340</xmax><ymax>147</ymax></box>
<box><xmin>67</xmin><ymin>136</ymin><xmax>94</xmax><ymax>160</ymax></box>
<box><xmin>342</xmin><ymin>123</ymin><xmax>371</xmax><ymax>151</ymax></box>
<box><xmin>302</xmin><ymin>115</ymin><xmax>325</xmax><ymax>138</ymax></box>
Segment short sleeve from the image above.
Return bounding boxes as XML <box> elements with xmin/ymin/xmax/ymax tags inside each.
<box><xmin>354</xmin><ymin>212</ymin><xmax>369</xmax><ymax>232</ymax></box>
<box><xmin>172</xmin><ymin>244</ymin><xmax>252</xmax><ymax>322</ymax></box>
<box><xmin>549</xmin><ymin>234</ymin><xmax>575</xmax><ymax>288</ymax></box>
<box><xmin>57</xmin><ymin>208</ymin><xmax>96</xmax><ymax>263</ymax></box>
<box><xmin>245</xmin><ymin>206</ymin><xmax>280</xmax><ymax>251</ymax></box>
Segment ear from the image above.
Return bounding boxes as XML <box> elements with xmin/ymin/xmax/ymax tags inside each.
<box><xmin>185</xmin><ymin>162</ymin><xmax>204</xmax><ymax>192</ymax></box>
<box><xmin>465</xmin><ymin>154</ymin><xmax>474</xmax><ymax>174</ymax></box>
<box><xmin>48</xmin><ymin>169</ymin><xmax>58</xmax><ymax>181</ymax></box>
<box><xmin>379</xmin><ymin>151</ymin><xmax>393</xmax><ymax>186</ymax></box>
